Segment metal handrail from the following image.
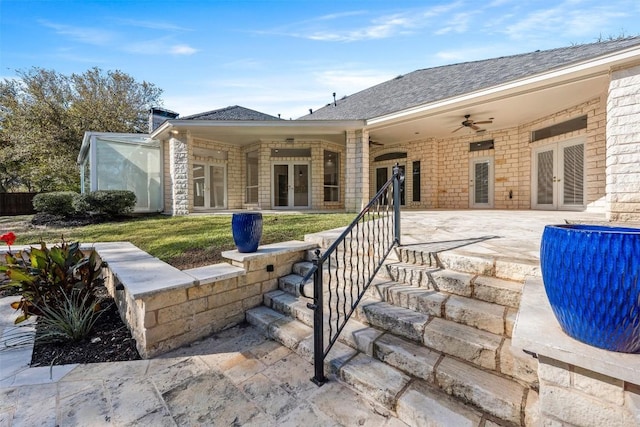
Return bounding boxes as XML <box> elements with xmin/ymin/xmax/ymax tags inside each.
<box><xmin>299</xmin><ymin>163</ymin><xmax>403</xmax><ymax>385</ymax></box>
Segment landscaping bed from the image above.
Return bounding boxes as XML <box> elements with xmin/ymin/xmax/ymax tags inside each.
<box><xmin>30</xmin><ymin>295</ymin><xmax>141</xmax><ymax>366</ymax></box>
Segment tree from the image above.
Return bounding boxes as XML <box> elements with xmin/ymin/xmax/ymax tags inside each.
<box><xmin>0</xmin><ymin>67</ymin><xmax>163</xmax><ymax>192</ymax></box>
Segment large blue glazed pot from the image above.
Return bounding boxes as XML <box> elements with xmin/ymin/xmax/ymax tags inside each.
<box><xmin>231</xmin><ymin>212</ymin><xmax>263</xmax><ymax>253</ymax></box>
<box><xmin>540</xmin><ymin>224</ymin><xmax>640</xmax><ymax>353</ymax></box>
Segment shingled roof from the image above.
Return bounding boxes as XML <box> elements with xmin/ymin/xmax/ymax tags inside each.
<box><xmin>300</xmin><ymin>36</ymin><xmax>640</xmax><ymax>121</ymax></box>
<box><xmin>181</xmin><ymin>105</ymin><xmax>281</xmax><ymax>121</ymax></box>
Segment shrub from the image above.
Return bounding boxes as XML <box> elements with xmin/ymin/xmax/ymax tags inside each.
<box><xmin>76</xmin><ymin>190</ymin><xmax>136</xmax><ymax>217</ymax></box>
<box><xmin>0</xmin><ymin>239</ymin><xmax>103</xmax><ymax>323</ymax></box>
<box><xmin>32</xmin><ymin>192</ymin><xmax>77</xmax><ymax>217</ymax></box>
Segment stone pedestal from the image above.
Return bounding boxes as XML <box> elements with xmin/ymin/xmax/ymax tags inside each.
<box><xmin>513</xmin><ymin>278</ymin><xmax>640</xmax><ymax>426</ymax></box>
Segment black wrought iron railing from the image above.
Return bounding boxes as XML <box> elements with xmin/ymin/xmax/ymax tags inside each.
<box><xmin>300</xmin><ymin>163</ymin><xmax>403</xmax><ymax>385</ymax></box>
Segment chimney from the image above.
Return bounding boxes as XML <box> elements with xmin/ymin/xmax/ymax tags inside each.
<box><xmin>149</xmin><ymin>107</ymin><xmax>179</xmax><ymax>133</ymax></box>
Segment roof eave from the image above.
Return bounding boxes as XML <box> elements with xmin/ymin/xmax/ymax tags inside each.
<box><xmin>367</xmin><ymin>44</ymin><xmax>640</xmax><ymax>127</ymax></box>
<box><xmin>150</xmin><ymin>119</ymin><xmax>366</xmax><ymax>140</ymax></box>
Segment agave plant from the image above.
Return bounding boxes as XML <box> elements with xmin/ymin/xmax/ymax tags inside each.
<box><xmin>35</xmin><ymin>289</ymin><xmax>105</xmax><ymax>343</ymax></box>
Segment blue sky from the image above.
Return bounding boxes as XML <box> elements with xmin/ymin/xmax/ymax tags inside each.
<box><xmin>2</xmin><ymin>0</ymin><xmax>639</xmax><ymax>120</ymax></box>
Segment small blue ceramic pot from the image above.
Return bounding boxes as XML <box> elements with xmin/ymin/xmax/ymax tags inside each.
<box><xmin>231</xmin><ymin>212</ymin><xmax>263</xmax><ymax>253</ymax></box>
<box><xmin>540</xmin><ymin>224</ymin><xmax>640</xmax><ymax>353</ymax></box>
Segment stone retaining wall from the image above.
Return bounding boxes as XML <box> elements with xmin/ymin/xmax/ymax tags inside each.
<box><xmin>95</xmin><ymin>241</ymin><xmax>317</xmax><ymax>358</ymax></box>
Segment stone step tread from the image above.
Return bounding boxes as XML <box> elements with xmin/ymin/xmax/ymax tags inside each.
<box><xmin>359</xmin><ymin>301</ymin><xmax>430</xmax><ymax>343</ymax></box>
<box><xmin>339</xmin><ymin>353</ymin><xmax>411</xmax><ymax>410</ymax></box>
<box><xmin>436</xmin><ymin>356</ymin><xmax>526</xmax><ymax>424</ymax></box>
<box><xmin>473</xmin><ymin>276</ymin><xmax>523</xmax><ymax>309</ymax></box>
<box><xmin>397</xmin><ymin>380</ymin><xmax>485</xmax><ymax>427</ymax></box>
<box><xmin>424</xmin><ymin>317</ymin><xmax>504</xmax><ymax>371</ymax></box>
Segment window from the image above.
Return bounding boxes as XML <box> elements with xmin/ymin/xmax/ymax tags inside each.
<box><xmin>324</xmin><ymin>150</ymin><xmax>340</xmax><ymax>202</ymax></box>
<box><xmin>412</xmin><ymin>161</ymin><xmax>421</xmax><ymax>202</ymax></box>
<box><xmin>374</xmin><ymin>152</ymin><xmax>407</xmax><ymax>162</ymax></box>
<box><xmin>469</xmin><ymin>140</ymin><xmax>494</xmax><ymax>152</ymax></box>
<box><xmin>532</xmin><ymin>116</ymin><xmax>587</xmax><ymax>142</ymax></box>
<box><xmin>246</xmin><ymin>151</ymin><xmax>258</xmax><ymax>203</ymax></box>
<box><xmin>271</xmin><ymin>148</ymin><xmax>311</xmax><ymax>158</ymax></box>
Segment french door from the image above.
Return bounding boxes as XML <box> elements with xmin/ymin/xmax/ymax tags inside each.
<box><xmin>469</xmin><ymin>157</ymin><xmax>494</xmax><ymax>208</ymax></box>
<box><xmin>532</xmin><ymin>139</ymin><xmax>585</xmax><ymax>210</ymax></box>
<box><xmin>272</xmin><ymin>163</ymin><xmax>310</xmax><ymax>208</ymax></box>
<box><xmin>193</xmin><ymin>163</ymin><xmax>227</xmax><ymax>209</ymax></box>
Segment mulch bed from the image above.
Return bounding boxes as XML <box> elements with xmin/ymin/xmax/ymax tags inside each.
<box><xmin>30</xmin><ymin>297</ymin><xmax>141</xmax><ymax>366</ymax></box>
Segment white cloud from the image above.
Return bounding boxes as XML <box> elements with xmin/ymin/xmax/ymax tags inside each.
<box><xmin>114</xmin><ymin>19</ymin><xmax>192</xmax><ymax>32</ymax></box>
<box><xmin>262</xmin><ymin>2</ymin><xmax>466</xmax><ymax>42</ymax></box>
<box><xmin>170</xmin><ymin>44</ymin><xmax>198</xmax><ymax>55</ymax></box>
<box><xmin>434</xmin><ymin>12</ymin><xmax>475</xmax><ymax>35</ymax></box>
<box><xmin>39</xmin><ymin>20</ymin><xmax>114</xmax><ymax>45</ymax></box>
<box><xmin>502</xmin><ymin>3</ymin><xmax>628</xmax><ymax>40</ymax></box>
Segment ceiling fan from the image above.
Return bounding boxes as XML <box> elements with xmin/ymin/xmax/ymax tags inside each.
<box><xmin>452</xmin><ymin>114</ymin><xmax>493</xmax><ymax>133</ymax></box>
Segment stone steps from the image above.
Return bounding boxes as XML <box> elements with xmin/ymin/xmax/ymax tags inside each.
<box><xmin>246</xmin><ymin>305</ymin><xmax>530</xmax><ymax>426</ymax></box>
<box><xmin>271</xmin><ymin>262</ymin><xmax>535</xmax><ymax>381</ymax></box>
<box><xmin>248</xmin><ymin>245</ymin><xmax>540</xmax><ymax>425</ymax></box>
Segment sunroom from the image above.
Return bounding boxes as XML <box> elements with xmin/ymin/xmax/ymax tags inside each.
<box><xmin>77</xmin><ymin>132</ymin><xmax>163</xmax><ymax>213</ymax></box>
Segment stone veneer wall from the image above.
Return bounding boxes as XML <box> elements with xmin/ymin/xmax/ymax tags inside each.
<box><xmin>538</xmin><ymin>356</ymin><xmax>639</xmax><ymax>426</ymax></box>
<box><xmin>369</xmin><ymin>98</ymin><xmax>607</xmax><ymax>210</ymax></box>
<box><xmin>606</xmin><ymin>63</ymin><xmax>640</xmax><ymax>221</ymax></box>
<box><xmin>169</xmin><ymin>132</ymin><xmax>190</xmax><ymax>215</ymax></box>
<box><xmin>346</xmin><ymin>129</ymin><xmax>369</xmax><ymax>211</ymax></box>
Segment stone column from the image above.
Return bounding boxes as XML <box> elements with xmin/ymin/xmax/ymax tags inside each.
<box><xmin>345</xmin><ymin>129</ymin><xmax>370</xmax><ymax>212</ymax></box>
<box><xmin>169</xmin><ymin>132</ymin><xmax>190</xmax><ymax>216</ymax></box>
<box><xmin>606</xmin><ymin>64</ymin><xmax>640</xmax><ymax>222</ymax></box>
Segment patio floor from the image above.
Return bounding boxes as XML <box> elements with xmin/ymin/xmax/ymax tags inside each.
<box><xmin>0</xmin><ymin>209</ymin><xmax>611</xmax><ymax>426</ymax></box>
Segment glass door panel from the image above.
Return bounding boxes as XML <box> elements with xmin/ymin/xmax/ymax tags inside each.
<box><xmin>210</xmin><ymin>165</ymin><xmax>226</xmax><ymax>208</ymax></box>
<box><xmin>193</xmin><ymin>164</ymin><xmax>205</xmax><ymax>208</ymax></box>
<box><xmin>561</xmin><ymin>143</ymin><xmax>584</xmax><ymax>207</ymax></box>
<box><xmin>294</xmin><ymin>164</ymin><xmax>309</xmax><ymax>207</ymax></box>
<box><xmin>536</xmin><ymin>149</ymin><xmax>555</xmax><ymax>208</ymax></box>
<box><xmin>274</xmin><ymin>164</ymin><xmax>289</xmax><ymax>207</ymax></box>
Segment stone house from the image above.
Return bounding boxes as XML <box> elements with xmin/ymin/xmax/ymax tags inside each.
<box><xmin>78</xmin><ymin>36</ymin><xmax>640</xmax><ymax>221</ymax></box>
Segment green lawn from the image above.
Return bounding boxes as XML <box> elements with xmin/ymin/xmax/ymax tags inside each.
<box><xmin>1</xmin><ymin>214</ymin><xmax>355</xmax><ymax>270</ymax></box>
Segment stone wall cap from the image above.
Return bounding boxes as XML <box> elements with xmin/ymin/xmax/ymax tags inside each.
<box><xmin>183</xmin><ymin>263</ymin><xmax>245</xmax><ymax>285</ymax></box>
<box><xmin>108</xmin><ymin>256</ymin><xmax>195</xmax><ymax>298</ymax></box>
<box><xmin>513</xmin><ymin>277</ymin><xmax>640</xmax><ymax>384</ymax></box>
<box><xmin>222</xmin><ymin>240</ymin><xmax>318</xmax><ymax>262</ymax></box>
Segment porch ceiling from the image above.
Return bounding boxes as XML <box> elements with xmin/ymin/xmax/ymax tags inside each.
<box><xmin>366</xmin><ymin>72</ymin><xmax>609</xmax><ymax>144</ymax></box>
<box><xmin>152</xmin><ymin>120</ymin><xmax>365</xmax><ymax>146</ymax></box>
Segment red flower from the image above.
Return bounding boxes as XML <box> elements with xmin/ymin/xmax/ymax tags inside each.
<box><xmin>1</xmin><ymin>232</ymin><xmax>16</xmax><ymax>246</ymax></box>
